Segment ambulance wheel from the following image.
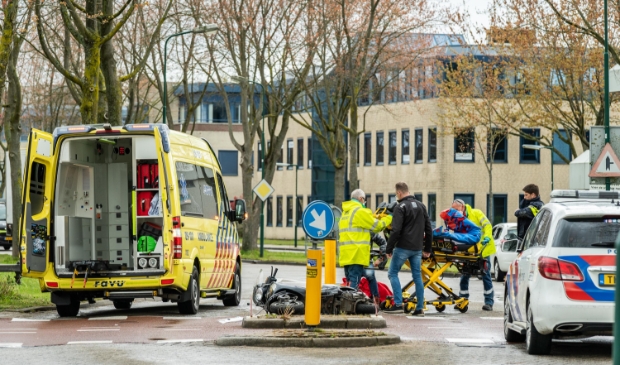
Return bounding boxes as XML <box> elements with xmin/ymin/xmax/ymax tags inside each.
<box><xmin>223</xmin><ymin>264</ymin><xmax>241</xmax><ymax>307</ymax></box>
<box><xmin>56</xmin><ymin>296</ymin><xmax>80</xmax><ymax>317</ymax></box>
<box><xmin>435</xmin><ymin>304</ymin><xmax>446</xmax><ymax>312</ymax></box>
<box><xmin>113</xmin><ymin>300</ymin><xmax>133</xmax><ymax>310</ymax></box>
<box><xmin>178</xmin><ymin>266</ymin><xmax>200</xmax><ymax>315</ymax></box>
<box><xmin>457</xmin><ymin>304</ymin><xmax>468</xmax><ymax>313</ymax></box>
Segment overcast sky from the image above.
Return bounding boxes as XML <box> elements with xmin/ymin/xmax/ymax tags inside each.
<box><xmin>449</xmin><ymin>0</ymin><xmax>492</xmax><ymax>27</ymax></box>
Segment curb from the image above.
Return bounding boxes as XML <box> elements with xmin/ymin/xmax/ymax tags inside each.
<box><xmin>14</xmin><ymin>305</ymin><xmax>55</xmax><ymax>313</ymax></box>
<box><xmin>242</xmin><ymin>315</ymin><xmax>386</xmax><ymax>329</ymax></box>
<box><xmin>214</xmin><ymin>334</ymin><xmax>400</xmax><ymax>347</ymax></box>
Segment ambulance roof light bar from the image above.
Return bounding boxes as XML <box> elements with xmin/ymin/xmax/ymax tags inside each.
<box><xmin>550</xmin><ymin>190</ymin><xmax>620</xmax><ymax>200</ymax></box>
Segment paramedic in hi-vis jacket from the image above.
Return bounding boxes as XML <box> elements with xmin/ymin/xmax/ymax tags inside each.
<box><xmin>338</xmin><ymin>189</ymin><xmax>392</xmax><ymax>292</ymax></box>
<box><xmin>451</xmin><ymin>199</ymin><xmax>496</xmax><ymax>311</ymax></box>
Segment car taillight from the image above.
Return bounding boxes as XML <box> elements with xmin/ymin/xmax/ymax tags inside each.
<box><xmin>172</xmin><ymin>216</ymin><xmax>182</xmax><ymax>259</ymax></box>
<box><xmin>538</xmin><ymin>256</ymin><xmax>583</xmax><ymax>281</ymax></box>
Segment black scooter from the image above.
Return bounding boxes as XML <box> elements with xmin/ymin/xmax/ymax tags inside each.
<box><xmin>252</xmin><ymin>266</ymin><xmax>376</xmax><ymax>315</ymax></box>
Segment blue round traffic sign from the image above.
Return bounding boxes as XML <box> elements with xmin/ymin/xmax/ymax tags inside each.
<box><xmin>302</xmin><ymin>200</ymin><xmax>335</xmax><ymax>240</ymax></box>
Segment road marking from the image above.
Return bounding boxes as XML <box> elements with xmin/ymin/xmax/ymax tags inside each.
<box><xmin>162</xmin><ymin>317</ymin><xmax>202</xmax><ymax>320</ymax></box>
<box><xmin>428</xmin><ymin>327</ymin><xmax>465</xmax><ymax>329</ymax></box>
<box><xmin>406</xmin><ymin>316</ymin><xmax>446</xmax><ymax>320</ymax></box>
<box><xmin>68</xmin><ymin>341</ymin><xmax>113</xmax><ymax>345</ymax></box>
<box><xmin>218</xmin><ymin>316</ymin><xmax>244</xmax><ymax>324</ymax></box>
<box><xmin>0</xmin><ymin>343</ymin><xmax>22</xmax><ymax>348</ymax></box>
<box><xmin>446</xmin><ymin>338</ymin><xmax>494</xmax><ymax>344</ymax></box>
<box><xmin>480</xmin><ymin>317</ymin><xmax>503</xmax><ymax>320</ymax></box>
<box><xmin>162</xmin><ymin>329</ymin><xmax>201</xmax><ymax>331</ymax></box>
<box><xmin>77</xmin><ymin>329</ymin><xmax>120</xmax><ymax>332</ymax></box>
<box><xmin>0</xmin><ymin>332</ymin><xmax>37</xmax><ymax>334</ymax></box>
<box><xmin>156</xmin><ymin>339</ymin><xmax>203</xmax><ymax>344</ymax></box>
<box><xmin>11</xmin><ymin>318</ymin><xmax>50</xmax><ymax>322</ymax></box>
<box><xmin>88</xmin><ymin>316</ymin><xmax>127</xmax><ymax>321</ymax></box>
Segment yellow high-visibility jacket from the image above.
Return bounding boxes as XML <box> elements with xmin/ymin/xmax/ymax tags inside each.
<box><xmin>465</xmin><ymin>204</ymin><xmax>496</xmax><ymax>258</ymax></box>
<box><xmin>338</xmin><ymin>200</ymin><xmax>392</xmax><ymax>267</ymax></box>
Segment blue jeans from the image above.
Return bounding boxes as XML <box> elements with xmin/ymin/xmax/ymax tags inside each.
<box><xmin>344</xmin><ymin>264</ymin><xmax>365</xmax><ymax>289</ymax></box>
<box><xmin>459</xmin><ymin>258</ymin><xmax>494</xmax><ymax>306</ymax></box>
<box><xmin>364</xmin><ymin>266</ymin><xmax>380</xmax><ymax>299</ymax></box>
<box><xmin>387</xmin><ymin>248</ymin><xmax>424</xmax><ymax>311</ymax></box>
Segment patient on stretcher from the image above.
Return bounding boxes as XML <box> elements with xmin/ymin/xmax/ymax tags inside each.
<box><xmin>432</xmin><ymin>208</ymin><xmax>483</xmax><ymax>254</ymax></box>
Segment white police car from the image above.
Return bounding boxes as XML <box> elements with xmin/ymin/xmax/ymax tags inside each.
<box><xmin>504</xmin><ymin>190</ymin><xmax>617</xmax><ymax>355</ymax></box>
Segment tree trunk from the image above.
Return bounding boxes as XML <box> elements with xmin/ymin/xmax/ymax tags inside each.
<box><xmin>81</xmin><ymin>43</ymin><xmax>101</xmax><ymax>124</ymax></box>
<box><xmin>7</xmin><ymin>50</ymin><xmax>22</xmax><ymax>259</ymax></box>
<box><xmin>333</xmin><ymin>134</ymin><xmax>346</xmax><ymax>207</ymax></box>
<box><xmin>101</xmin><ymin>34</ymin><xmax>122</xmax><ymax>125</ymax></box>
<box><xmin>488</xmin><ymin>161</ymin><xmax>493</xmax><ymax>225</ymax></box>
<box><xmin>348</xmin><ymin>103</ymin><xmax>359</xmax><ymax>192</ymax></box>
<box><xmin>241</xmin><ymin>140</ymin><xmax>256</xmax><ymax>252</ymax></box>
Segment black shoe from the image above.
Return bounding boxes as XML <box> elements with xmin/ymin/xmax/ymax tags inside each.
<box><xmin>383</xmin><ymin>305</ymin><xmax>403</xmax><ymax>312</ymax></box>
<box><xmin>411</xmin><ymin>310</ymin><xmax>424</xmax><ymax>317</ymax></box>
<box><xmin>482</xmin><ymin>304</ymin><xmax>493</xmax><ymax>311</ymax></box>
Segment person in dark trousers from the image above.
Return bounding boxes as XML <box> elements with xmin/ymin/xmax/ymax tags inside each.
<box><xmin>385</xmin><ymin>182</ymin><xmax>433</xmax><ymax>316</ymax></box>
<box><xmin>515</xmin><ymin>184</ymin><xmax>544</xmax><ymax>240</ymax></box>
<box><xmin>364</xmin><ymin>233</ymin><xmax>387</xmax><ymax>305</ymax></box>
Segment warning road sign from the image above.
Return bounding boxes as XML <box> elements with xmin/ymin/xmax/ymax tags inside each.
<box><xmin>589</xmin><ymin>143</ymin><xmax>620</xmax><ymax>178</ymax></box>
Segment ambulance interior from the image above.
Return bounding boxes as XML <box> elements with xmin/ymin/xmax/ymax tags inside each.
<box><xmin>54</xmin><ymin>135</ymin><xmax>165</xmax><ymax>273</ymax></box>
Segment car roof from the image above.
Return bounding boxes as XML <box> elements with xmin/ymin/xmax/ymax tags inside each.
<box><xmin>543</xmin><ymin>200</ymin><xmax>620</xmax><ymax>218</ymax></box>
<box><xmin>493</xmin><ymin>223</ymin><xmax>516</xmax><ymax>228</ymax></box>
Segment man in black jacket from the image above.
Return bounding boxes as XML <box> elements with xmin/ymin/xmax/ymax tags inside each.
<box><xmin>515</xmin><ymin>184</ymin><xmax>544</xmax><ymax>239</ymax></box>
<box><xmin>385</xmin><ymin>182</ymin><xmax>433</xmax><ymax>316</ymax></box>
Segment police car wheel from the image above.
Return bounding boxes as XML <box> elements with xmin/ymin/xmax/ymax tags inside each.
<box><xmin>223</xmin><ymin>264</ymin><xmax>241</xmax><ymax>307</ymax></box>
<box><xmin>178</xmin><ymin>266</ymin><xmax>200</xmax><ymax>315</ymax></box>
<box><xmin>494</xmin><ymin>260</ymin><xmax>506</xmax><ymax>282</ymax></box>
<box><xmin>526</xmin><ymin>299</ymin><xmax>552</xmax><ymax>354</ymax></box>
<box><xmin>504</xmin><ymin>298</ymin><xmax>525</xmax><ymax>342</ymax></box>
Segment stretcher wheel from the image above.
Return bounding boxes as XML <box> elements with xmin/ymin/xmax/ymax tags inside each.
<box><xmin>435</xmin><ymin>304</ymin><xmax>446</xmax><ymax>312</ymax></box>
<box><xmin>456</xmin><ymin>305</ymin><xmax>468</xmax><ymax>313</ymax></box>
<box><xmin>403</xmin><ymin>302</ymin><xmax>414</xmax><ymax>314</ymax></box>
<box><xmin>380</xmin><ymin>301</ymin><xmax>389</xmax><ymax>310</ymax></box>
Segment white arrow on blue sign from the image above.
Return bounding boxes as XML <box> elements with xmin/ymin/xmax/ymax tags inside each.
<box><xmin>302</xmin><ymin>200</ymin><xmax>335</xmax><ymax>240</ymax></box>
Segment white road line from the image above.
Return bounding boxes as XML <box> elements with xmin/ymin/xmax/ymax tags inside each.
<box><xmin>162</xmin><ymin>317</ymin><xmax>202</xmax><ymax>320</ymax></box>
<box><xmin>406</xmin><ymin>316</ymin><xmax>446</xmax><ymax>320</ymax></box>
<box><xmin>446</xmin><ymin>338</ymin><xmax>494</xmax><ymax>344</ymax></box>
<box><xmin>67</xmin><ymin>341</ymin><xmax>113</xmax><ymax>345</ymax></box>
<box><xmin>156</xmin><ymin>339</ymin><xmax>203</xmax><ymax>344</ymax></box>
<box><xmin>77</xmin><ymin>329</ymin><xmax>120</xmax><ymax>332</ymax></box>
<box><xmin>0</xmin><ymin>332</ymin><xmax>37</xmax><ymax>334</ymax></box>
<box><xmin>0</xmin><ymin>343</ymin><xmax>22</xmax><ymax>348</ymax></box>
<box><xmin>11</xmin><ymin>318</ymin><xmax>50</xmax><ymax>322</ymax></box>
<box><xmin>162</xmin><ymin>329</ymin><xmax>201</xmax><ymax>331</ymax></box>
<box><xmin>88</xmin><ymin>316</ymin><xmax>128</xmax><ymax>321</ymax></box>
<box><xmin>428</xmin><ymin>327</ymin><xmax>465</xmax><ymax>329</ymax></box>
<box><xmin>480</xmin><ymin>317</ymin><xmax>503</xmax><ymax>320</ymax></box>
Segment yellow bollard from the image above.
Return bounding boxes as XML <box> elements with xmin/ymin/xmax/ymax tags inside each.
<box><xmin>305</xmin><ymin>248</ymin><xmax>323</xmax><ymax>327</ymax></box>
<box><xmin>324</xmin><ymin>239</ymin><xmax>336</xmax><ymax>284</ymax></box>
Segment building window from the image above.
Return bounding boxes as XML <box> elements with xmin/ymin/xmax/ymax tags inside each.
<box><xmin>454</xmin><ymin>193</ymin><xmax>475</xmax><ymax>208</ymax></box>
<box><xmin>454</xmin><ymin>128</ymin><xmax>475</xmax><ymax>162</ymax></box>
<box><xmin>286</xmin><ymin>139</ymin><xmax>294</xmax><ymax>169</ymax></box>
<box><xmin>357</xmin><ymin>136</ymin><xmax>360</xmax><ymax>166</ymax></box>
<box><xmin>364</xmin><ymin>132</ymin><xmax>372</xmax><ymax>165</ymax></box>
<box><xmin>428</xmin><ymin>127</ymin><xmax>437</xmax><ymax>162</ymax></box>
<box><xmin>402</xmin><ymin>129</ymin><xmax>410</xmax><ymax>164</ymax></box>
<box><xmin>218</xmin><ymin>151</ymin><xmax>238</xmax><ymax>176</ymax></box>
<box><xmin>487</xmin><ymin>194</ymin><xmax>508</xmax><ymax>225</ymax></box>
<box><xmin>376</xmin><ymin>194</ymin><xmax>384</xmax><ymax>208</ymax></box>
<box><xmin>520</xmin><ymin>128</ymin><xmax>540</xmax><ymax>163</ymax></box>
<box><xmin>276</xmin><ymin>196</ymin><xmax>283</xmax><ymax>226</ymax></box>
<box><xmin>212</xmin><ymin>102</ymin><xmax>228</xmax><ymax>123</ymax></box>
<box><xmin>286</xmin><ymin>196</ymin><xmax>293</xmax><ymax>227</ymax></box>
<box><xmin>307</xmin><ymin>137</ymin><xmax>312</xmax><ymax>169</ymax></box>
<box><xmin>266</xmin><ymin>197</ymin><xmax>273</xmax><ymax>227</ymax></box>
<box><xmin>388</xmin><ymin>131</ymin><xmax>397</xmax><ymax>165</ymax></box>
<box><xmin>257</xmin><ymin>142</ymin><xmax>262</xmax><ymax>171</ymax></box>
<box><xmin>277</xmin><ymin>143</ymin><xmax>283</xmax><ymax>170</ymax></box>
<box><xmin>553</xmin><ymin>130</ymin><xmax>570</xmax><ymax>164</ymax></box>
<box><xmin>297</xmin><ymin>196</ymin><xmax>303</xmax><ymax>225</ymax></box>
<box><xmin>297</xmin><ymin>138</ymin><xmax>304</xmax><ymax>168</ymax></box>
<box><xmin>366</xmin><ymin>194</ymin><xmax>372</xmax><ymax>210</ymax></box>
<box><xmin>488</xmin><ymin>129</ymin><xmax>508</xmax><ymax>163</ymax></box>
<box><xmin>414</xmin><ymin>192</ymin><xmax>422</xmax><ymax>204</ymax></box>
<box><xmin>389</xmin><ymin>194</ymin><xmax>396</xmax><ymax>203</ymax></box>
<box><xmin>376</xmin><ymin>131</ymin><xmax>384</xmax><ymax>165</ymax></box>
<box><xmin>428</xmin><ymin>193</ymin><xmax>437</xmax><ymax>228</ymax></box>
<box><xmin>415</xmin><ymin>128</ymin><xmax>423</xmax><ymax>163</ymax></box>
<box><xmin>519</xmin><ymin>194</ymin><xmax>524</xmax><ymax>207</ymax></box>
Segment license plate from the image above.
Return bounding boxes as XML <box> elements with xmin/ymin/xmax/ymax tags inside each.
<box><xmin>599</xmin><ymin>274</ymin><xmax>615</xmax><ymax>286</ymax></box>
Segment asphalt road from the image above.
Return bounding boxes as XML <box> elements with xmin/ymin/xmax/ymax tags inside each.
<box><xmin>0</xmin><ymin>262</ymin><xmax>612</xmax><ymax>364</ymax></box>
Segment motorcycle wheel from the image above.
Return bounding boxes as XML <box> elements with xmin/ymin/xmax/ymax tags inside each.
<box><xmin>268</xmin><ymin>301</ymin><xmax>305</xmax><ymax>315</ymax></box>
<box><xmin>356</xmin><ymin>303</ymin><xmax>376</xmax><ymax>314</ymax></box>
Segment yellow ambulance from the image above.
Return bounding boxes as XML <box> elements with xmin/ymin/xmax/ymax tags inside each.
<box><xmin>19</xmin><ymin>123</ymin><xmax>246</xmax><ymax>316</ymax></box>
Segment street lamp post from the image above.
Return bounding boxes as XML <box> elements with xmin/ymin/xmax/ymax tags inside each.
<box><xmin>232</xmin><ymin>76</ymin><xmax>267</xmax><ymax>257</ymax></box>
<box><xmin>277</xmin><ymin>162</ymin><xmax>299</xmax><ymax>248</ymax></box>
<box><xmin>523</xmin><ymin>144</ymin><xmax>553</xmax><ymax>191</ymax></box>
<box><xmin>162</xmin><ymin>25</ymin><xmax>219</xmax><ymax>126</ymax></box>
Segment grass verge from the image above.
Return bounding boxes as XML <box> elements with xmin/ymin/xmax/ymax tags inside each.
<box><xmin>242</xmin><ymin>250</ymin><xmax>307</xmax><ymax>264</ymax></box>
<box><xmin>0</xmin><ymin>255</ymin><xmax>52</xmax><ymax>310</ymax></box>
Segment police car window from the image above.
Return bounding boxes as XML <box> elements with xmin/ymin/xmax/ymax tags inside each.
<box><xmin>200</xmin><ymin>166</ymin><xmax>219</xmax><ymax>219</ymax></box>
<box><xmin>553</xmin><ymin>217</ymin><xmax>620</xmax><ymax>248</ymax></box>
<box><xmin>492</xmin><ymin>227</ymin><xmax>499</xmax><ymax>239</ymax></box>
<box><xmin>531</xmin><ymin>210</ymin><xmax>552</xmax><ymax>248</ymax></box>
<box><xmin>175</xmin><ymin>162</ymin><xmax>204</xmax><ymax>217</ymax></box>
<box><xmin>522</xmin><ymin>212</ymin><xmax>543</xmax><ymax>250</ymax></box>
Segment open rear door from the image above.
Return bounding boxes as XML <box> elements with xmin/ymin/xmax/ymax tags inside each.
<box><xmin>21</xmin><ymin>129</ymin><xmax>56</xmax><ymax>277</ymax></box>
<box><xmin>153</xmin><ymin>126</ymin><xmax>172</xmax><ymax>272</ymax></box>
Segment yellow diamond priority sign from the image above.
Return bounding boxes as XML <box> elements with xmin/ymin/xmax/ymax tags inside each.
<box><xmin>253</xmin><ymin>179</ymin><xmax>274</xmax><ymax>201</ymax></box>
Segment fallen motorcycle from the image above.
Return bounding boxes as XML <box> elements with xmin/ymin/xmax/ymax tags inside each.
<box><xmin>252</xmin><ymin>266</ymin><xmax>376</xmax><ymax>315</ymax></box>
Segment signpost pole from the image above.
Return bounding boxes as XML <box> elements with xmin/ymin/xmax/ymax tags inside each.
<box><xmin>605</xmin><ymin>0</ymin><xmax>611</xmax><ymax>191</ymax></box>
